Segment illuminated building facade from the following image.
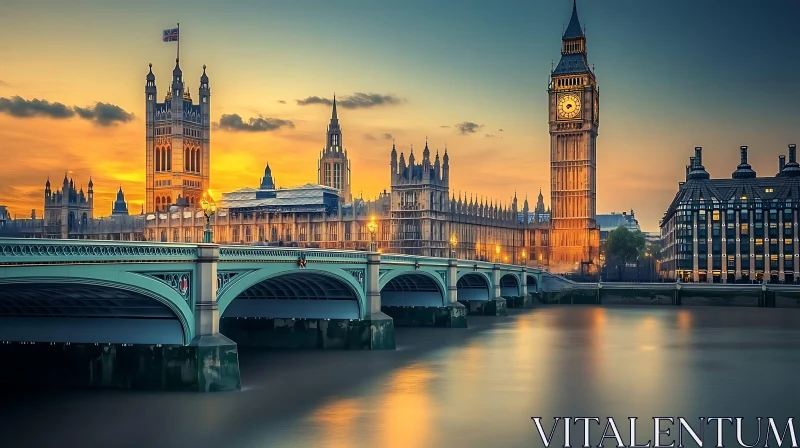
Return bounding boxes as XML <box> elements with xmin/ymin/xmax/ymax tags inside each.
<box><xmin>660</xmin><ymin>145</ymin><xmax>800</xmax><ymax>283</ymax></box>
<box><xmin>547</xmin><ymin>0</ymin><xmax>600</xmax><ymax>273</ymax></box>
<box><xmin>144</xmin><ymin>59</ymin><xmax>211</xmax><ymax>213</ymax></box>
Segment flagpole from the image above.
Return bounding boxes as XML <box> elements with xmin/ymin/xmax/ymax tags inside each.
<box><xmin>177</xmin><ymin>22</ymin><xmax>180</xmax><ymax>61</ymax></box>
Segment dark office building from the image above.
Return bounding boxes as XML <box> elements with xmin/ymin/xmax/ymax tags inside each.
<box><xmin>660</xmin><ymin>145</ymin><xmax>800</xmax><ymax>283</ymax></box>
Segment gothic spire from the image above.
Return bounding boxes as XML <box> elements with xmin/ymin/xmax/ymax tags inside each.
<box><xmin>331</xmin><ymin>94</ymin><xmax>338</xmax><ymax>123</ymax></box>
<box><xmin>563</xmin><ymin>0</ymin><xmax>584</xmax><ymax>39</ymax></box>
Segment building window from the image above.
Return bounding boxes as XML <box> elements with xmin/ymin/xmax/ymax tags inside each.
<box><xmin>299</xmin><ymin>226</ymin><xmax>307</xmax><ymax>242</ymax></box>
<box><xmin>712</xmin><ymin>210</ymin><xmax>720</xmax><ymax>221</ymax></box>
<box><xmin>328</xmin><ymin>224</ymin><xmax>338</xmax><ymax>241</ymax></box>
<box><xmin>766</xmin><ymin>188</ymin><xmax>774</xmax><ymax>193</ymax></box>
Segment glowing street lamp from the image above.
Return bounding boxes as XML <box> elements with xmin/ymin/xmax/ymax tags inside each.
<box><xmin>200</xmin><ymin>193</ymin><xmax>217</xmax><ymax>243</ymax></box>
<box><xmin>367</xmin><ymin>215</ymin><xmax>378</xmax><ymax>252</ymax></box>
<box><xmin>495</xmin><ymin>244</ymin><xmax>500</xmax><ymax>263</ymax></box>
<box><xmin>449</xmin><ymin>233</ymin><xmax>458</xmax><ymax>259</ymax></box>
<box><xmin>521</xmin><ymin>249</ymin><xmax>527</xmax><ymax>266</ymax></box>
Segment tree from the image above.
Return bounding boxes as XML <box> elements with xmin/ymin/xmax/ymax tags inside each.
<box><xmin>606</xmin><ymin>226</ymin><xmax>646</xmax><ymax>263</ymax></box>
<box><xmin>604</xmin><ymin>226</ymin><xmax>646</xmax><ymax>280</ymax></box>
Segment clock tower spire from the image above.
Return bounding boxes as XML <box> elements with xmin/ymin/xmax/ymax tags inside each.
<box><xmin>547</xmin><ymin>0</ymin><xmax>600</xmax><ymax>274</ymax></box>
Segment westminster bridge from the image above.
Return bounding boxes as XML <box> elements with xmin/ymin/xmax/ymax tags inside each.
<box><xmin>0</xmin><ymin>238</ymin><xmax>540</xmax><ymax>392</ymax></box>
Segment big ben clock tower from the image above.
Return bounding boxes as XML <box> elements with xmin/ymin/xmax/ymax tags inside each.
<box><xmin>548</xmin><ymin>0</ymin><xmax>600</xmax><ymax>273</ymax></box>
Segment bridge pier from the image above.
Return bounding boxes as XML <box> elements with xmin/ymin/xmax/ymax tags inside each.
<box><xmin>189</xmin><ymin>245</ymin><xmax>241</xmax><ymax>392</ymax></box>
<box><xmin>504</xmin><ymin>267</ymin><xmax>534</xmax><ymax>309</ymax></box>
<box><xmin>459</xmin><ymin>265</ymin><xmax>508</xmax><ymax>316</ymax></box>
<box><xmin>381</xmin><ymin>258</ymin><xmax>468</xmax><ymax>328</ymax></box>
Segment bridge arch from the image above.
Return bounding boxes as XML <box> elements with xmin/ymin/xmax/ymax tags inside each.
<box><xmin>526</xmin><ymin>274</ymin><xmax>539</xmax><ymax>293</ymax></box>
<box><xmin>219</xmin><ymin>269</ymin><xmax>365</xmax><ymax>320</ymax></box>
<box><xmin>499</xmin><ymin>273</ymin><xmax>522</xmax><ymax>296</ymax></box>
<box><xmin>379</xmin><ymin>270</ymin><xmax>446</xmax><ymax>307</ymax></box>
<box><xmin>0</xmin><ymin>275</ymin><xmax>193</xmax><ymax>345</ymax></box>
<box><xmin>456</xmin><ymin>271</ymin><xmax>491</xmax><ymax>301</ymax></box>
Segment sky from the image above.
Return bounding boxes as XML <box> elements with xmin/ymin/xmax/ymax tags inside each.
<box><xmin>0</xmin><ymin>0</ymin><xmax>798</xmax><ymax>231</ymax></box>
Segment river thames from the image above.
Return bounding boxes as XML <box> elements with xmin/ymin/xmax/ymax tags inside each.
<box><xmin>1</xmin><ymin>306</ymin><xmax>799</xmax><ymax>448</ymax></box>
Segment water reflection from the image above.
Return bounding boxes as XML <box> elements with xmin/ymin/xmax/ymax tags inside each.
<box><xmin>377</xmin><ymin>364</ymin><xmax>435</xmax><ymax>448</ymax></box>
<box><xmin>1</xmin><ymin>307</ymin><xmax>797</xmax><ymax>448</ymax></box>
<box><xmin>310</xmin><ymin>398</ymin><xmax>363</xmax><ymax>448</ymax></box>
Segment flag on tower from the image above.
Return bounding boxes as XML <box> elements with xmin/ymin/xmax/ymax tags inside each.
<box><xmin>162</xmin><ymin>27</ymin><xmax>179</xmax><ymax>42</ymax></box>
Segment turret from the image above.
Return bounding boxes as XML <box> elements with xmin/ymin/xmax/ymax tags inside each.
<box><xmin>260</xmin><ymin>162</ymin><xmax>276</xmax><ymax>189</ymax></box>
<box><xmin>390</xmin><ymin>141</ymin><xmax>398</xmax><ymax>180</ymax></box>
<box><xmin>88</xmin><ymin>177</ymin><xmax>94</xmax><ymax>201</ymax></box>
<box><xmin>732</xmin><ymin>146</ymin><xmax>756</xmax><ymax>179</ymax></box>
<box><xmin>687</xmin><ymin>148</ymin><xmax>710</xmax><ymax>180</ymax></box>
<box><xmin>442</xmin><ymin>147</ymin><xmax>450</xmax><ymax>184</ymax></box>
<box><xmin>782</xmin><ymin>144</ymin><xmax>800</xmax><ymax>177</ymax></box>
<box><xmin>778</xmin><ymin>155</ymin><xmax>786</xmax><ymax>176</ymax></box>
<box><xmin>199</xmin><ymin>64</ymin><xmax>210</xmax><ymax>143</ymax></box>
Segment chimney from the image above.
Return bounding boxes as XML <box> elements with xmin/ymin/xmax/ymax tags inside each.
<box><xmin>685</xmin><ymin>164</ymin><xmax>690</xmax><ymax>178</ymax></box>
<box><xmin>689</xmin><ymin>156</ymin><xmax>696</xmax><ymax>169</ymax></box>
<box><xmin>740</xmin><ymin>146</ymin><xmax>748</xmax><ymax>165</ymax></box>
<box><xmin>694</xmin><ymin>147</ymin><xmax>702</xmax><ymax>166</ymax></box>
<box><xmin>780</xmin><ymin>155</ymin><xmax>786</xmax><ymax>173</ymax></box>
<box><xmin>791</xmin><ymin>144</ymin><xmax>797</xmax><ymax>164</ymax></box>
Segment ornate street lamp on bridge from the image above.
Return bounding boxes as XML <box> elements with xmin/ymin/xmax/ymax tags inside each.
<box><xmin>449</xmin><ymin>233</ymin><xmax>458</xmax><ymax>259</ymax></box>
<box><xmin>367</xmin><ymin>215</ymin><xmax>378</xmax><ymax>252</ymax></box>
<box><xmin>521</xmin><ymin>249</ymin><xmax>527</xmax><ymax>266</ymax></box>
<box><xmin>495</xmin><ymin>244</ymin><xmax>500</xmax><ymax>264</ymax></box>
<box><xmin>200</xmin><ymin>195</ymin><xmax>217</xmax><ymax>243</ymax></box>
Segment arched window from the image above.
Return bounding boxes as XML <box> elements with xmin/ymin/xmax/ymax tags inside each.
<box><xmin>185</xmin><ymin>148</ymin><xmax>190</xmax><ymax>171</ymax></box>
<box><xmin>155</xmin><ymin>148</ymin><xmax>161</xmax><ymax>171</ymax></box>
<box><xmin>156</xmin><ymin>197</ymin><xmax>161</xmax><ymax>208</ymax></box>
<box><xmin>161</xmin><ymin>149</ymin><xmax>167</xmax><ymax>172</ymax></box>
<box><xmin>166</xmin><ymin>196</ymin><xmax>171</xmax><ymax>206</ymax></box>
<box><xmin>191</xmin><ymin>148</ymin><xmax>196</xmax><ymax>172</ymax></box>
<box><xmin>195</xmin><ymin>149</ymin><xmax>201</xmax><ymax>173</ymax></box>
<box><xmin>167</xmin><ymin>147</ymin><xmax>172</xmax><ymax>171</ymax></box>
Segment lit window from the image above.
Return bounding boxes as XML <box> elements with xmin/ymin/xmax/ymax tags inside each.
<box><xmin>765</xmin><ymin>188</ymin><xmax>774</xmax><ymax>193</ymax></box>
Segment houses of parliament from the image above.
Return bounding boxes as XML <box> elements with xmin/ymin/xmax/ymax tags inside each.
<box><xmin>0</xmin><ymin>2</ymin><xmax>600</xmax><ymax>274</ymax></box>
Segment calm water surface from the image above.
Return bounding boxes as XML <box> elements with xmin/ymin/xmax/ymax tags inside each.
<box><xmin>2</xmin><ymin>306</ymin><xmax>799</xmax><ymax>448</ymax></box>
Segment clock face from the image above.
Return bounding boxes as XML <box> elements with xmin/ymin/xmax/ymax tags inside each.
<box><xmin>557</xmin><ymin>93</ymin><xmax>581</xmax><ymax>120</ymax></box>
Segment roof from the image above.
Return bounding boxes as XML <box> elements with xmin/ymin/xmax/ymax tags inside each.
<box><xmin>661</xmin><ymin>175</ymin><xmax>800</xmax><ymax>226</ymax></box>
<box><xmin>221</xmin><ymin>183</ymin><xmax>341</xmax><ymax>210</ymax></box>
<box><xmin>553</xmin><ymin>53</ymin><xmax>591</xmax><ymax>76</ymax></box>
<box><xmin>563</xmin><ymin>1</ymin><xmax>584</xmax><ymax>39</ymax></box>
<box><xmin>597</xmin><ymin>212</ymin><xmax>639</xmax><ymax>231</ymax></box>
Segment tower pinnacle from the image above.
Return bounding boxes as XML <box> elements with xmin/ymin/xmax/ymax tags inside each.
<box><xmin>563</xmin><ymin>0</ymin><xmax>584</xmax><ymax>39</ymax></box>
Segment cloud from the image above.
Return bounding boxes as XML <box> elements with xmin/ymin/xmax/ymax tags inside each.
<box><xmin>0</xmin><ymin>96</ymin><xmax>74</xmax><ymax>119</ymax></box>
<box><xmin>455</xmin><ymin>121</ymin><xmax>483</xmax><ymax>135</ymax></box>
<box><xmin>498</xmin><ymin>128</ymin><xmax>504</xmax><ymax>132</ymax></box>
<box><xmin>364</xmin><ymin>133</ymin><xmax>393</xmax><ymax>141</ymax></box>
<box><xmin>73</xmin><ymin>102</ymin><xmax>135</xmax><ymax>126</ymax></box>
<box><xmin>440</xmin><ymin>125</ymin><xmax>450</xmax><ymax>128</ymax></box>
<box><xmin>485</xmin><ymin>134</ymin><xmax>496</xmax><ymax>138</ymax></box>
<box><xmin>217</xmin><ymin>113</ymin><xmax>295</xmax><ymax>132</ymax></box>
<box><xmin>296</xmin><ymin>92</ymin><xmax>403</xmax><ymax>109</ymax></box>
<box><xmin>276</xmin><ymin>100</ymin><xmax>286</xmax><ymax>104</ymax></box>
<box><xmin>0</xmin><ymin>96</ymin><xmax>134</xmax><ymax>126</ymax></box>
